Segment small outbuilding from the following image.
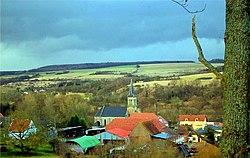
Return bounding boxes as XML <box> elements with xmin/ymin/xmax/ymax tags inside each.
<box><xmin>66</xmin><ymin>136</ymin><xmax>100</xmax><ymax>153</ymax></box>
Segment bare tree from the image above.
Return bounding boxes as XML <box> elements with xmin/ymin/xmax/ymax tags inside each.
<box><xmin>172</xmin><ymin>0</ymin><xmax>250</xmax><ymax>157</ymax></box>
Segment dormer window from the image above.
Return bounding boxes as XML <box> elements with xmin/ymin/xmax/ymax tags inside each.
<box><xmin>195</xmin><ymin>118</ymin><xmax>199</xmax><ymax>121</ymax></box>
<box><xmin>185</xmin><ymin>118</ymin><xmax>188</xmax><ymax>121</ymax></box>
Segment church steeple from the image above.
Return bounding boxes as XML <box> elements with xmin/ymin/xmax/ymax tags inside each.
<box><xmin>127</xmin><ymin>79</ymin><xmax>137</xmax><ymax>115</ymax></box>
<box><xmin>128</xmin><ymin>79</ymin><xmax>136</xmax><ymax>97</ymax></box>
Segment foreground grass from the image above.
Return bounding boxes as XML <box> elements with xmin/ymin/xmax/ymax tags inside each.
<box><xmin>0</xmin><ymin>152</ymin><xmax>59</xmax><ymax>158</ymax></box>
<box><xmin>0</xmin><ymin>144</ymin><xmax>59</xmax><ymax>158</ymax></box>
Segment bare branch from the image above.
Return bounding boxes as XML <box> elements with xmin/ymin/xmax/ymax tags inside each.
<box><xmin>171</xmin><ymin>0</ymin><xmax>206</xmax><ymax>14</ymax></box>
<box><xmin>192</xmin><ymin>16</ymin><xmax>222</xmax><ymax>79</ymax></box>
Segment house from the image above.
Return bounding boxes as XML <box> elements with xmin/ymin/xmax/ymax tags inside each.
<box><xmin>57</xmin><ymin>126</ymin><xmax>85</xmax><ymax>139</ymax></box>
<box><xmin>66</xmin><ymin>135</ymin><xmax>100</xmax><ymax>153</ymax></box>
<box><xmin>105</xmin><ymin>113</ymin><xmax>164</xmax><ymax>146</ymax></box>
<box><xmin>195</xmin><ymin>125</ymin><xmax>222</xmax><ymax>142</ymax></box>
<box><xmin>106</xmin><ymin>119</ymin><xmax>162</xmax><ymax>146</ymax></box>
<box><xmin>179</xmin><ymin>115</ymin><xmax>208</xmax><ymax>130</ymax></box>
<box><xmin>95</xmin><ymin>131</ymin><xmax>126</xmax><ymax>145</ymax></box>
<box><xmin>0</xmin><ymin>113</ymin><xmax>4</xmax><ymax>125</ymax></box>
<box><xmin>93</xmin><ymin>80</ymin><xmax>138</xmax><ymax>127</ymax></box>
<box><xmin>176</xmin><ymin>125</ymin><xmax>205</xmax><ymax>143</ymax></box>
<box><xmin>9</xmin><ymin>119</ymin><xmax>37</xmax><ymax>139</ymax></box>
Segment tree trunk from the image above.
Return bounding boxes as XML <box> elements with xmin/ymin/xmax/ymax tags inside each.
<box><xmin>221</xmin><ymin>0</ymin><xmax>250</xmax><ymax>157</ymax></box>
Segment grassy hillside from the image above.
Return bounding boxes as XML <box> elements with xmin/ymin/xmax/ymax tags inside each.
<box><xmin>34</xmin><ymin>63</ymin><xmax>222</xmax><ymax>80</ymax></box>
<box><xmin>0</xmin><ymin>63</ymin><xmax>223</xmax><ymax>91</ymax></box>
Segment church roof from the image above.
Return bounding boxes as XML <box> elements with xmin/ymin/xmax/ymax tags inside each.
<box><xmin>128</xmin><ymin>79</ymin><xmax>136</xmax><ymax>97</ymax></box>
<box><xmin>94</xmin><ymin>106</ymin><xmax>127</xmax><ymax>117</ymax></box>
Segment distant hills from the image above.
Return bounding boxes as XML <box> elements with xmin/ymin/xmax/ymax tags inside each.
<box><xmin>0</xmin><ymin>59</ymin><xmax>224</xmax><ymax>76</ymax></box>
<box><xmin>28</xmin><ymin>61</ymin><xmax>195</xmax><ymax>72</ymax></box>
<box><xmin>0</xmin><ymin>61</ymin><xmax>194</xmax><ymax>75</ymax></box>
<box><xmin>209</xmin><ymin>59</ymin><xmax>224</xmax><ymax>63</ymax></box>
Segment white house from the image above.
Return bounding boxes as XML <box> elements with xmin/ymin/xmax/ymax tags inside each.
<box><xmin>9</xmin><ymin>119</ymin><xmax>37</xmax><ymax>139</ymax></box>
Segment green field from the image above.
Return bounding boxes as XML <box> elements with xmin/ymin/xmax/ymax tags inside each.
<box><xmin>35</xmin><ymin>65</ymin><xmax>136</xmax><ymax>80</ymax></box>
<box><xmin>134</xmin><ymin>73</ymin><xmax>219</xmax><ymax>87</ymax></box>
<box><xmin>33</xmin><ymin>63</ymin><xmax>222</xmax><ymax>80</ymax></box>
<box><xmin>0</xmin><ymin>63</ymin><xmax>223</xmax><ymax>90</ymax></box>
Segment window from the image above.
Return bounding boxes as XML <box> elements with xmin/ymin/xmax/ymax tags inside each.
<box><xmin>185</xmin><ymin>118</ymin><xmax>188</xmax><ymax>121</ymax></box>
<box><xmin>195</xmin><ymin>118</ymin><xmax>199</xmax><ymax>121</ymax></box>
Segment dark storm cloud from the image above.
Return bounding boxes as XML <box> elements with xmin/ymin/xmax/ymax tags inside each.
<box><xmin>2</xmin><ymin>0</ymin><xmax>224</xmax><ymax>51</ymax></box>
<box><xmin>1</xmin><ymin>0</ymin><xmax>225</xmax><ymax>70</ymax></box>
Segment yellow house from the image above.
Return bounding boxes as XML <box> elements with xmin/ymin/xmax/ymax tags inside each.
<box><xmin>179</xmin><ymin>115</ymin><xmax>208</xmax><ymax>130</ymax></box>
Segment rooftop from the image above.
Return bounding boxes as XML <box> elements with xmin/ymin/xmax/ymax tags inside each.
<box><xmin>9</xmin><ymin>119</ymin><xmax>31</xmax><ymax>133</ymax></box>
<box><xmin>179</xmin><ymin>115</ymin><xmax>208</xmax><ymax>121</ymax></box>
<box><xmin>95</xmin><ymin>106</ymin><xmax>127</xmax><ymax>117</ymax></box>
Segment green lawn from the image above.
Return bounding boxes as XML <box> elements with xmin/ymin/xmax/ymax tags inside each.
<box><xmin>135</xmin><ymin>63</ymin><xmax>218</xmax><ymax>77</ymax></box>
<box><xmin>0</xmin><ymin>152</ymin><xmax>59</xmax><ymax>158</ymax></box>
<box><xmin>0</xmin><ymin>144</ymin><xmax>59</xmax><ymax>158</ymax></box>
<box><xmin>1</xmin><ymin>63</ymin><xmax>223</xmax><ymax>90</ymax></box>
<box><xmin>134</xmin><ymin>72</ymin><xmax>220</xmax><ymax>87</ymax></box>
<box><xmin>36</xmin><ymin>65</ymin><xmax>136</xmax><ymax>80</ymax></box>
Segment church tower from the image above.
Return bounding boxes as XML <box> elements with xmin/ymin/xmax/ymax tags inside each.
<box><xmin>127</xmin><ymin>79</ymin><xmax>137</xmax><ymax>115</ymax></box>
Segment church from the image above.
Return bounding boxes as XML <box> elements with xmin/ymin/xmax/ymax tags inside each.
<box><xmin>93</xmin><ymin>80</ymin><xmax>138</xmax><ymax>127</ymax></box>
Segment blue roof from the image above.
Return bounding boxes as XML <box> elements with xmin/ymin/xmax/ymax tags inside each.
<box><xmin>195</xmin><ymin>125</ymin><xmax>222</xmax><ymax>135</ymax></box>
<box><xmin>95</xmin><ymin>106</ymin><xmax>127</xmax><ymax>117</ymax></box>
<box><xmin>152</xmin><ymin>133</ymin><xmax>172</xmax><ymax>139</ymax></box>
<box><xmin>95</xmin><ymin>132</ymin><xmax>125</xmax><ymax>140</ymax></box>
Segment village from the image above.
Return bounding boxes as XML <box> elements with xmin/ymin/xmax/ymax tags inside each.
<box><xmin>0</xmin><ymin>80</ymin><xmax>223</xmax><ymax>157</ymax></box>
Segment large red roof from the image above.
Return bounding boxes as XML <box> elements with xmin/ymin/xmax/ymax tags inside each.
<box><xmin>106</xmin><ymin>118</ymin><xmax>142</xmax><ymax>131</ymax></box>
<box><xmin>106</xmin><ymin>115</ymin><xmax>164</xmax><ymax>135</ymax></box>
<box><xmin>129</xmin><ymin>113</ymin><xmax>166</xmax><ymax>128</ymax></box>
<box><xmin>179</xmin><ymin>115</ymin><xmax>208</xmax><ymax>121</ymax></box>
<box><xmin>106</xmin><ymin>128</ymin><xmax>131</xmax><ymax>138</ymax></box>
<box><xmin>9</xmin><ymin>119</ymin><xmax>31</xmax><ymax>133</ymax></box>
<box><xmin>129</xmin><ymin>113</ymin><xmax>158</xmax><ymax>120</ymax></box>
<box><xmin>142</xmin><ymin>120</ymin><xmax>163</xmax><ymax>134</ymax></box>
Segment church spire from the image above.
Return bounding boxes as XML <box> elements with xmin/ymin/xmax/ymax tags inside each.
<box><xmin>127</xmin><ymin>79</ymin><xmax>137</xmax><ymax>115</ymax></box>
<box><xmin>128</xmin><ymin>79</ymin><xmax>136</xmax><ymax>97</ymax></box>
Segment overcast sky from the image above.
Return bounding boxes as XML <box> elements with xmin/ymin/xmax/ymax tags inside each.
<box><xmin>1</xmin><ymin>0</ymin><xmax>225</xmax><ymax>71</ymax></box>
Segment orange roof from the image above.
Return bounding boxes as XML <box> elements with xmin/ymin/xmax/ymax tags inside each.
<box><xmin>129</xmin><ymin>113</ymin><xmax>159</xmax><ymax>120</ymax></box>
<box><xmin>9</xmin><ymin>119</ymin><xmax>31</xmax><ymax>133</ymax></box>
<box><xmin>142</xmin><ymin>120</ymin><xmax>163</xmax><ymax>134</ymax></box>
<box><xmin>0</xmin><ymin>113</ymin><xmax>3</xmax><ymax>118</ymax></box>
<box><xmin>106</xmin><ymin>118</ymin><xmax>142</xmax><ymax>131</ymax></box>
<box><xmin>179</xmin><ymin>115</ymin><xmax>208</xmax><ymax>121</ymax></box>
<box><xmin>106</xmin><ymin>117</ymin><xmax>164</xmax><ymax>134</ymax></box>
<box><xmin>106</xmin><ymin>128</ymin><xmax>131</xmax><ymax>138</ymax></box>
<box><xmin>129</xmin><ymin>113</ymin><xmax>166</xmax><ymax>128</ymax></box>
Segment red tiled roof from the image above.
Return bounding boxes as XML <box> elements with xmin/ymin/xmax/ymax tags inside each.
<box><xmin>179</xmin><ymin>115</ymin><xmax>208</xmax><ymax>121</ymax></box>
<box><xmin>142</xmin><ymin>120</ymin><xmax>163</xmax><ymax>134</ymax></box>
<box><xmin>129</xmin><ymin>113</ymin><xmax>158</xmax><ymax>120</ymax></box>
<box><xmin>106</xmin><ymin>117</ymin><xmax>164</xmax><ymax>135</ymax></box>
<box><xmin>9</xmin><ymin>119</ymin><xmax>31</xmax><ymax>133</ymax></box>
<box><xmin>106</xmin><ymin>118</ymin><xmax>142</xmax><ymax>131</ymax></box>
<box><xmin>0</xmin><ymin>113</ymin><xmax>3</xmax><ymax>118</ymax></box>
<box><xmin>106</xmin><ymin>128</ymin><xmax>131</xmax><ymax>138</ymax></box>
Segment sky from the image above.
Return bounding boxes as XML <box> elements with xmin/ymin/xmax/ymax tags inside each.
<box><xmin>1</xmin><ymin>0</ymin><xmax>225</xmax><ymax>71</ymax></box>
